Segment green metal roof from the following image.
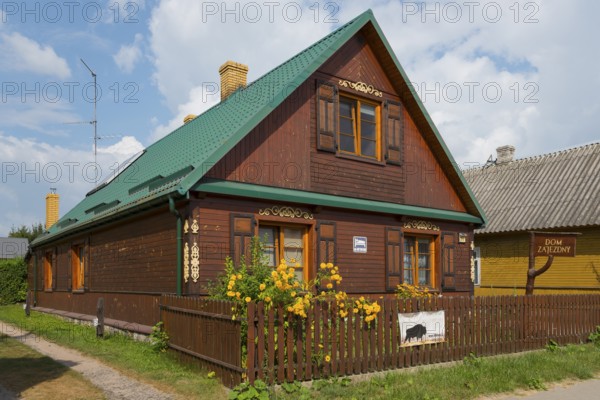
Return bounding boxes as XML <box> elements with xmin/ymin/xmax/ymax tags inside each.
<box><xmin>195</xmin><ymin>179</ymin><xmax>484</xmax><ymax>224</ymax></box>
<box><xmin>32</xmin><ymin>9</ymin><xmax>485</xmax><ymax>247</ymax></box>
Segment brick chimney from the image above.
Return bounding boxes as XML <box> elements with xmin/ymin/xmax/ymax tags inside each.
<box><xmin>45</xmin><ymin>189</ymin><xmax>59</xmax><ymax>229</ymax></box>
<box><xmin>219</xmin><ymin>61</ymin><xmax>248</xmax><ymax>101</ymax></box>
<box><xmin>496</xmin><ymin>145</ymin><xmax>515</xmax><ymax>165</ymax></box>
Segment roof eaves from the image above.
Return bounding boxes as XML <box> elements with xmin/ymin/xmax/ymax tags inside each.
<box><xmin>194</xmin><ymin>179</ymin><xmax>484</xmax><ymax>225</ymax></box>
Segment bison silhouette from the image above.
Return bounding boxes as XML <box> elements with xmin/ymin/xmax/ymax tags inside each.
<box><xmin>404</xmin><ymin>324</ymin><xmax>427</xmax><ymax>343</ymax></box>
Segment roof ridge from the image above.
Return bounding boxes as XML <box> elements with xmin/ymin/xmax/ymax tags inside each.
<box><xmin>463</xmin><ymin>141</ymin><xmax>600</xmax><ymax>173</ymax></box>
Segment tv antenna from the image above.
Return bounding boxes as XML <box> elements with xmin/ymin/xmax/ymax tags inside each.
<box><xmin>63</xmin><ymin>59</ymin><xmax>120</xmax><ymax>184</ymax></box>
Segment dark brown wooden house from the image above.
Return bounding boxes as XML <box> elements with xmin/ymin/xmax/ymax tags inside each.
<box><xmin>28</xmin><ymin>10</ymin><xmax>486</xmax><ymax>333</ymax></box>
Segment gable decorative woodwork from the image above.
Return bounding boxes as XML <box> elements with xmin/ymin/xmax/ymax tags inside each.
<box><xmin>258</xmin><ymin>206</ymin><xmax>314</xmax><ymax>220</ymax></box>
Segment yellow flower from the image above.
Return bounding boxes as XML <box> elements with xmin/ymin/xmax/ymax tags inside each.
<box><xmin>353</xmin><ymin>308</ymin><xmax>358</xmax><ymax>313</ymax></box>
<box><xmin>237</xmin><ymin>273</ymin><xmax>242</xmax><ymax>280</ymax></box>
<box><xmin>259</xmin><ymin>283</ymin><xmax>266</xmax><ymax>291</ymax></box>
<box><xmin>245</xmin><ymin>297</ymin><xmax>251</xmax><ymax>303</ymax></box>
<box><xmin>271</xmin><ymin>271</ymin><xmax>278</xmax><ymax>278</ymax></box>
<box><xmin>325</xmin><ymin>355</ymin><xmax>331</xmax><ymax>363</ymax></box>
<box><xmin>318</xmin><ymin>344</ymin><xmax>324</xmax><ymax>349</ymax></box>
<box><xmin>293</xmin><ymin>281</ymin><xmax>300</xmax><ymax>288</ymax></box>
<box><xmin>290</xmin><ymin>258</ymin><xmax>296</xmax><ymax>263</ymax></box>
<box><xmin>320</xmin><ymin>262</ymin><xmax>327</xmax><ymax>269</ymax></box>
<box><xmin>265</xmin><ymin>296</ymin><xmax>272</xmax><ymax>303</ymax></box>
<box><xmin>326</xmin><ymin>283</ymin><xmax>333</xmax><ymax>289</ymax></box>
<box><xmin>359</xmin><ymin>296</ymin><xmax>365</xmax><ymax>302</ymax></box>
<box><xmin>230</xmin><ymin>274</ymin><xmax>236</xmax><ymax>281</ymax></box>
<box><xmin>288</xmin><ymin>268</ymin><xmax>295</xmax><ymax>275</ymax></box>
<box><xmin>236</xmin><ymin>292</ymin><xmax>241</xmax><ymax>298</ymax></box>
<box><xmin>287</xmin><ymin>306</ymin><xmax>293</xmax><ymax>312</ymax></box>
<box><xmin>227</xmin><ymin>291</ymin><xmax>235</xmax><ymax>297</ymax></box>
<box><xmin>326</xmin><ymin>262</ymin><xmax>333</xmax><ymax>269</ymax></box>
<box><xmin>291</xmin><ymin>291</ymin><xmax>296</xmax><ymax>297</ymax></box>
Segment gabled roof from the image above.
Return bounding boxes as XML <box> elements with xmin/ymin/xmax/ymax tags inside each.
<box><xmin>463</xmin><ymin>142</ymin><xmax>600</xmax><ymax>234</ymax></box>
<box><xmin>33</xmin><ymin>9</ymin><xmax>485</xmax><ymax>247</ymax></box>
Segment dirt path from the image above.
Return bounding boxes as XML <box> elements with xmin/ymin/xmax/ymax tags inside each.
<box><xmin>1</xmin><ymin>322</ymin><xmax>175</xmax><ymax>400</ymax></box>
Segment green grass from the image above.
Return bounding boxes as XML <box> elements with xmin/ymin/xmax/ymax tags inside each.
<box><xmin>272</xmin><ymin>345</ymin><xmax>600</xmax><ymax>400</ymax></box>
<box><xmin>0</xmin><ymin>305</ymin><xmax>227</xmax><ymax>399</ymax></box>
<box><xmin>0</xmin><ymin>333</ymin><xmax>105</xmax><ymax>399</ymax></box>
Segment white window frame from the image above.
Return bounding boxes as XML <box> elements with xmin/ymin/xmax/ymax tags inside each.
<box><xmin>473</xmin><ymin>247</ymin><xmax>481</xmax><ymax>286</ymax></box>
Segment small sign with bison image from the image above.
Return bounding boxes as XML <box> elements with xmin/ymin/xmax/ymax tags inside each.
<box><xmin>399</xmin><ymin>311</ymin><xmax>445</xmax><ymax>347</ymax></box>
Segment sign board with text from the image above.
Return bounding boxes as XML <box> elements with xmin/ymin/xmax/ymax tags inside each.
<box><xmin>533</xmin><ymin>233</ymin><xmax>577</xmax><ymax>257</ymax></box>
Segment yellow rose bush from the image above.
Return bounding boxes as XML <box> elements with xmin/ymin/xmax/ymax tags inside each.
<box><xmin>396</xmin><ymin>282</ymin><xmax>433</xmax><ymax>299</ymax></box>
<box><xmin>210</xmin><ymin>238</ymin><xmax>383</xmax><ymax>332</ymax></box>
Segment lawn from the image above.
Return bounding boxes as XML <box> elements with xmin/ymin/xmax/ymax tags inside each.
<box><xmin>0</xmin><ymin>333</ymin><xmax>105</xmax><ymax>399</ymax></box>
<box><xmin>0</xmin><ymin>304</ymin><xmax>227</xmax><ymax>399</ymax></box>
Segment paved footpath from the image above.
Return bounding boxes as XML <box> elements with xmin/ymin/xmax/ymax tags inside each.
<box><xmin>494</xmin><ymin>378</ymin><xmax>600</xmax><ymax>399</ymax></box>
<box><xmin>1</xmin><ymin>322</ymin><xmax>174</xmax><ymax>400</ymax></box>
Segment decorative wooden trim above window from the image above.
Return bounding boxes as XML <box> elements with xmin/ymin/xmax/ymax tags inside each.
<box><xmin>338</xmin><ymin>79</ymin><xmax>383</xmax><ymax>97</ymax></box>
<box><xmin>259</xmin><ymin>206</ymin><xmax>313</xmax><ymax>220</ymax></box>
<box><xmin>403</xmin><ymin>220</ymin><xmax>440</xmax><ymax>231</ymax></box>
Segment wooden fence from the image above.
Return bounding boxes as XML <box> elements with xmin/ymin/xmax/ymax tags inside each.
<box><xmin>160</xmin><ymin>295</ymin><xmax>243</xmax><ymax>387</ymax></box>
<box><xmin>246</xmin><ymin>295</ymin><xmax>600</xmax><ymax>384</ymax></box>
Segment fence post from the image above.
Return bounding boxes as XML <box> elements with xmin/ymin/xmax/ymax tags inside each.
<box><xmin>96</xmin><ymin>297</ymin><xmax>104</xmax><ymax>338</ymax></box>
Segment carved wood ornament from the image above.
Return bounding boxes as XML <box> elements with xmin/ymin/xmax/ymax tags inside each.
<box><xmin>338</xmin><ymin>79</ymin><xmax>383</xmax><ymax>97</ymax></box>
<box><xmin>259</xmin><ymin>206</ymin><xmax>313</xmax><ymax>220</ymax></box>
<box><xmin>403</xmin><ymin>220</ymin><xmax>440</xmax><ymax>231</ymax></box>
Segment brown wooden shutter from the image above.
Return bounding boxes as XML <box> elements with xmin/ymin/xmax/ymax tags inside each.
<box><xmin>385</xmin><ymin>227</ymin><xmax>403</xmax><ymax>292</ymax></box>
<box><xmin>51</xmin><ymin>250</ymin><xmax>57</xmax><ymax>291</ymax></box>
<box><xmin>230</xmin><ymin>214</ymin><xmax>256</xmax><ymax>266</ymax></box>
<box><xmin>67</xmin><ymin>248</ymin><xmax>72</xmax><ymax>290</ymax></box>
<box><xmin>442</xmin><ymin>233</ymin><xmax>456</xmax><ymax>291</ymax></box>
<box><xmin>316</xmin><ymin>221</ymin><xmax>336</xmax><ymax>265</ymax></box>
<box><xmin>384</xmin><ymin>100</ymin><xmax>404</xmax><ymax>165</ymax></box>
<box><xmin>84</xmin><ymin>240</ymin><xmax>90</xmax><ymax>291</ymax></box>
<box><xmin>316</xmin><ymin>81</ymin><xmax>338</xmax><ymax>153</ymax></box>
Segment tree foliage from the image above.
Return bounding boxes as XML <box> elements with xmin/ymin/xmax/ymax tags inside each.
<box><xmin>0</xmin><ymin>258</ymin><xmax>27</xmax><ymax>305</ymax></box>
<box><xmin>9</xmin><ymin>223</ymin><xmax>44</xmax><ymax>243</ymax></box>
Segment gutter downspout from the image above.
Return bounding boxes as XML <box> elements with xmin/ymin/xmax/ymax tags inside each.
<box><xmin>169</xmin><ymin>196</ymin><xmax>183</xmax><ymax>296</ymax></box>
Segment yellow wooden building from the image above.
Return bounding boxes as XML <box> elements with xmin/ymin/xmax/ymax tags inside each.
<box><xmin>463</xmin><ymin>143</ymin><xmax>600</xmax><ymax>295</ymax></box>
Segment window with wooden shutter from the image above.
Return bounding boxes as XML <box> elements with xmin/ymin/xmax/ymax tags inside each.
<box><xmin>316</xmin><ymin>81</ymin><xmax>338</xmax><ymax>152</ymax></box>
<box><xmin>71</xmin><ymin>244</ymin><xmax>85</xmax><ymax>291</ymax></box>
<box><xmin>385</xmin><ymin>227</ymin><xmax>402</xmax><ymax>291</ymax></box>
<box><xmin>43</xmin><ymin>251</ymin><xmax>53</xmax><ymax>291</ymax></box>
<box><xmin>316</xmin><ymin>221</ymin><xmax>336</xmax><ymax>265</ymax></box>
<box><xmin>441</xmin><ymin>233</ymin><xmax>456</xmax><ymax>291</ymax></box>
<box><xmin>384</xmin><ymin>100</ymin><xmax>403</xmax><ymax>165</ymax></box>
<box><xmin>231</xmin><ymin>214</ymin><xmax>256</xmax><ymax>266</ymax></box>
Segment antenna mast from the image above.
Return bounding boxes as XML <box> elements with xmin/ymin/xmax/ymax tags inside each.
<box><xmin>80</xmin><ymin>58</ymin><xmax>98</xmax><ymax>166</ymax></box>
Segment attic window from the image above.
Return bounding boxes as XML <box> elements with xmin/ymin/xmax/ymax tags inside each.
<box><xmin>338</xmin><ymin>95</ymin><xmax>380</xmax><ymax>159</ymax></box>
<box><xmin>316</xmin><ymin>81</ymin><xmax>403</xmax><ymax>164</ymax></box>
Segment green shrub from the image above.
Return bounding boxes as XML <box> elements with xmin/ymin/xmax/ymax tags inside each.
<box><xmin>0</xmin><ymin>258</ymin><xmax>27</xmax><ymax>305</ymax></box>
<box><xmin>589</xmin><ymin>326</ymin><xmax>600</xmax><ymax>347</ymax></box>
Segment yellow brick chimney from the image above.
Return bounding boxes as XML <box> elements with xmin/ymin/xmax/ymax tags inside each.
<box><xmin>45</xmin><ymin>189</ymin><xmax>59</xmax><ymax>229</ymax></box>
<box><xmin>219</xmin><ymin>61</ymin><xmax>248</xmax><ymax>101</ymax></box>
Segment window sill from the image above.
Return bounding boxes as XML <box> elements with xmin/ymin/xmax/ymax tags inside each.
<box><xmin>72</xmin><ymin>289</ymin><xmax>85</xmax><ymax>294</ymax></box>
<box><xmin>44</xmin><ymin>289</ymin><xmax>53</xmax><ymax>293</ymax></box>
<box><xmin>335</xmin><ymin>152</ymin><xmax>386</xmax><ymax>166</ymax></box>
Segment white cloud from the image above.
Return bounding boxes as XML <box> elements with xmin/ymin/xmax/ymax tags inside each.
<box><xmin>0</xmin><ymin>32</ymin><xmax>71</xmax><ymax>79</ymax></box>
<box><xmin>145</xmin><ymin>0</ymin><xmax>600</xmax><ymax>167</ymax></box>
<box><xmin>113</xmin><ymin>33</ymin><xmax>144</xmax><ymax>73</ymax></box>
<box><xmin>148</xmin><ymin>0</ymin><xmax>333</xmax><ymax>113</ymax></box>
<box><xmin>0</xmin><ymin>133</ymin><xmax>144</xmax><ymax>236</ymax></box>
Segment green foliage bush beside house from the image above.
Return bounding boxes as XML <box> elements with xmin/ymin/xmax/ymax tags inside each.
<box><xmin>0</xmin><ymin>258</ymin><xmax>27</xmax><ymax>305</ymax></box>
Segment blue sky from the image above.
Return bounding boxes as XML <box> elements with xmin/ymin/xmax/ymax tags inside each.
<box><xmin>1</xmin><ymin>0</ymin><xmax>599</xmax><ymax>235</ymax></box>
